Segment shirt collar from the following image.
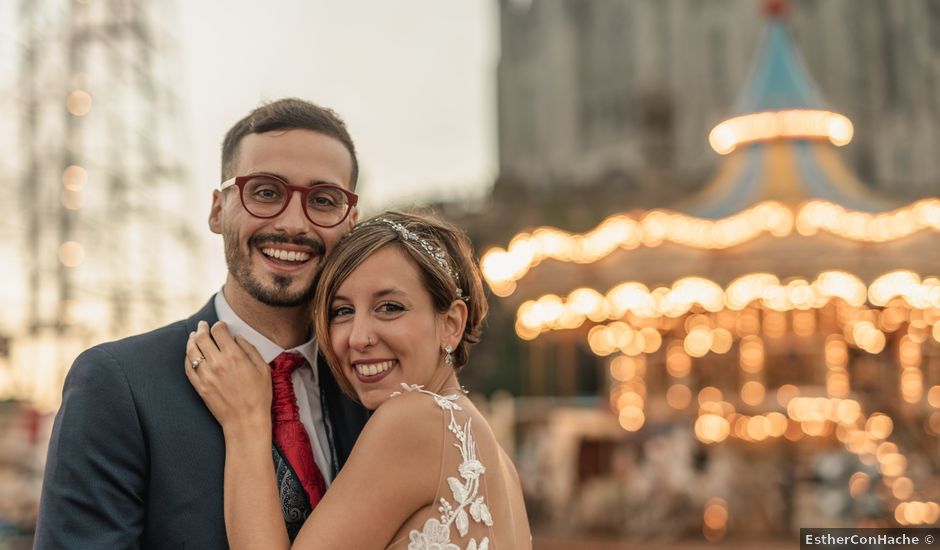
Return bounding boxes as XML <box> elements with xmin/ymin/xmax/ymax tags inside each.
<box><xmin>214</xmin><ymin>290</ymin><xmax>319</xmax><ymax>378</ymax></box>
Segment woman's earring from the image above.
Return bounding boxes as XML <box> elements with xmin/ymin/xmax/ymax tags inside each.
<box><xmin>444</xmin><ymin>345</ymin><xmax>454</xmax><ymax>366</ymax></box>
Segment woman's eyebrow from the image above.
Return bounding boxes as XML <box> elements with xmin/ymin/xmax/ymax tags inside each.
<box><xmin>332</xmin><ymin>287</ymin><xmax>406</xmax><ymax>303</ymax></box>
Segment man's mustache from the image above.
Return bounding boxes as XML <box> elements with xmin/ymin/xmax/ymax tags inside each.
<box><xmin>249</xmin><ymin>233</ymin><xmax>326</xmax><ymax>257</ymax></box>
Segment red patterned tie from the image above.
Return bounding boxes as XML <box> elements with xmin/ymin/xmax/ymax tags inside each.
<box><xmin>270</xmin><ymin>352</ymin><xmax>326</xmax><ymax>509</ymax></box>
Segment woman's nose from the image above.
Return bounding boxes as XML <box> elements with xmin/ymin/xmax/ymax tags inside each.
<box><xmin>347</xmin><ymin>317</ymin><xmax>375</xmax><ymax>351</ymax></box>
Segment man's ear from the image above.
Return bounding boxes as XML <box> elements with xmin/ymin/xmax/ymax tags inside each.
<box><xmin>209</xmin><ymin>190</ymin><xmax>223</xmax><ymax>235</ymax></box>
<box><xmin>441</xmin><ymin>299</ymin><xmax>468</xmax><ymax>349</ymax></box>
<box><xmin>348</xmin><ymin>205</ymin><xmax>360</xmax><ymax>227</ymax></box>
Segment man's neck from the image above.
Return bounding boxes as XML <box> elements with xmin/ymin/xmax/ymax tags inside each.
<box><xmin>222</xmin><ymin>281</ymin><xmax>312</xmax><ymax>349</ymax></box>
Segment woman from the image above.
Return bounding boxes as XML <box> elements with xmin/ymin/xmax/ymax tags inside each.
<box><xmin>185</xmin><ymin>211</ymin><xmax>532</xmax><ymax>549</ymax></box>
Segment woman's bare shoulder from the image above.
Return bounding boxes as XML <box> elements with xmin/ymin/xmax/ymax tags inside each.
<box><xmin>357</xmin><ymin>386</ymin><xmax>451</xmax><ymax>457</ymax></box>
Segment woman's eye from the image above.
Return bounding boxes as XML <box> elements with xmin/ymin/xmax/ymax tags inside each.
<box><xmin>377</xmin><ymin>302</ymin><xmax>405</xmax><ymax>314</ymax></box>
<box><xmin>330</xmin><ymin>305</ymin><xmax>354</xmax><ymax>320</ymax></box>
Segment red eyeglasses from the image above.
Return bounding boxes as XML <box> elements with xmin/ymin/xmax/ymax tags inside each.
<box><xmin>220</xmin><ymin>173</ymin><xmax>358</xmax><ymax>228</ymax></box>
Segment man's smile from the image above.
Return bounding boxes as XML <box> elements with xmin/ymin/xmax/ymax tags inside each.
<box><xmin>249</xmin><ymin>233</ymin><xmax>325</xmax><ymax>271</ymax></box>
<box><xmin>261</xmin><ymin>247</ymin><xmax>313</xmax><ymax>263</ymax></box>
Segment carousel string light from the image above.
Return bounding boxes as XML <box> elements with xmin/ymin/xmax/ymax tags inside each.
<box><xmin>515</xmin><ymin>270</ymin><xmax>939</xmax><ymax>339</ymax></box>
<box><xmin>482</xmin><ymin>200</ymin><xmax>940</xmax><ymax>297</ymax></box>
<box><xmin>708</xmin><ymin>109</ymin><xmax>854</xmax><ymax>155</ymax></box>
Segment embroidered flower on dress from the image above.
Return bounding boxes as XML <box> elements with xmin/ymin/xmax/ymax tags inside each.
<box><xmin>409</xmin><ymin>518</ymin><xmax>460</xmax><ymax>550</ymax></box>
<box><xmin>458</xmin><ymin>459</ymin><xmax>485</xmax><ymax>481</ymax></box>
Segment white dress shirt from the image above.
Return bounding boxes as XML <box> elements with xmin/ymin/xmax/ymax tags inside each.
<box><xmin>214</xmin><ymin>291</ymin><xmax>334</xmax><ymax>485</ymax></box>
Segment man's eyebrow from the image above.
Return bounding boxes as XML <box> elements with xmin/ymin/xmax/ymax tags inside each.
<box><xmin>255</xmin><ymin>171</ymin><xmax>337</xmax><ymax>187</ymax></box>
<box><xmin>255</xmin><ymin>170</ymin><xmax>288</xmax><ymax>181</ymax></box>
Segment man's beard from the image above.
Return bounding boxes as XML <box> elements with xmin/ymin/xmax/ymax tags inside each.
<box><xmin>224</xmin><ymin>230</ymin><xmax>325</xmax><ymax>307</ymax></box>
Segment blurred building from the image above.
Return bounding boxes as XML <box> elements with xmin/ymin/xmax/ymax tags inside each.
<box><xmin>497</xmin><ymin>0</ymin><xmax>940</xmax><ymax>201</ymax></box>
<box><xmin>446</xmin><ymin>0</ymin><xmax>940</xmax><ymax>543</ymax></box>
<box><xmin>0</xmin><ymin>1</ymin><xmax>200</xmax><ymax>541</ymax></box>
<box><xmin>2</xmin><ymin>0</ymin><xmax>202</xmax><ymax>412</ymax></box>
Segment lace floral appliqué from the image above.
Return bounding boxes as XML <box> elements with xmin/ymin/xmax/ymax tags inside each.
<box><xmin>392</xmin><ymin>384</ymin><xmax>493</xmax><ymax>550</ymax></box>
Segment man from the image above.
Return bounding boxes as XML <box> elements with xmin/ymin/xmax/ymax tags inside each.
<box><xmin>35</xmin><ymin>98</ymin><xmax>370</xmax><ymax>548</ymax></box>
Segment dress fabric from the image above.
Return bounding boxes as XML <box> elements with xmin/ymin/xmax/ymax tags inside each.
<box><xmin>388</xmin><ymin>384</ymin><xmax>496</xmax><ymax>550</ymax></box>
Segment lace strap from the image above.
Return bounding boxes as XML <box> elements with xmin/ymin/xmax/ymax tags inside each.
<box><xmin>394</xmin><ymin>383</ymin><xmax>493</xmax><ymax>550</ymax></box>
<box><xmin>390</xmin><ymin>383</ymin><xmax>463</xmax><ymax>412</ymax></box>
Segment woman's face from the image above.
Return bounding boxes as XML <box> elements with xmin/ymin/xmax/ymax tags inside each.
<box><xmin>328</xmin><ymin>246</ymin><xmax>449</xmax><ymax>409</ymax></box>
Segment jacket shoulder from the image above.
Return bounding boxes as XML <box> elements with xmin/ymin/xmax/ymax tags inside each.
<box><xmin>82</xmin><ymin>300</ymin><xmax>217</xmax><ymax>372</ymax></box>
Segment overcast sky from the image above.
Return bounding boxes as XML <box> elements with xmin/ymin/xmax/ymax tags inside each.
<box><xmin>0</xmin><ymin>0</ymin><xmax>499</xmax><ymax>217</ymax></box>
<box><xmin>0</xmin><ymin>1</ymin><xmax>500</xmax><ymax>324</ymax></box>
<box><xmin>177</xmin><ymin>1</ymin><xmax>499</xmax><ymax>213</ymax></box>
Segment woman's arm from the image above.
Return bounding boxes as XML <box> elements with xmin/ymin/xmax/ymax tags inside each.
<box><xmin>220</xmin><ymin>415</ymin><xmax>289</xmax><ymax>550</ymax></box>
<box><xmin>185</xmin><ymin>321</ymin><xmax>290</xmax><ymax>550</ymax></box>
<box><xmin>186</xmin><ymin>322</ymin><xmax>441</xmax><ymax>549</ymax></box>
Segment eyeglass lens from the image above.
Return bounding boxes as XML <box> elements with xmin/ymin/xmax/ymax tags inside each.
<box><xmin>241</xmin><ymin>176</ymin><xmax>350</xmax><ymax>225</ymax></box>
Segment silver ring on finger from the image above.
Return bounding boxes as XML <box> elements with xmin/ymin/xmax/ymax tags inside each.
<box><xmin>191</xmin><ymin>356</ymin><xmax>205</xmax><ymax>370</ymax></box>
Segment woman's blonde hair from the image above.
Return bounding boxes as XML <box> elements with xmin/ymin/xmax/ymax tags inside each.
<box><xmin>312</xmin><ymin>211</ymin><xmax>488</xmax><ymax>400</ymax></box>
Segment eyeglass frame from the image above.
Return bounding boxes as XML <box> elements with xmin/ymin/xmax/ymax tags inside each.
<box><xmin>219</xmin><ymin>173</ymin><xmax>359</xmax><ymax>228</ymax></box>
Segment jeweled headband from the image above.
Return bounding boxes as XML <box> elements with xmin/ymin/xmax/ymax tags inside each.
<box><xmin>364</xmin><ymin>217</ymin><xmax>464</xmax><ymax>299</ymax></box>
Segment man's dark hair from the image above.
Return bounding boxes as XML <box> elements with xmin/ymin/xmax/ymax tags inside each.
<box><xmin>221</xmin><ymin>98</ymin><xmax>359</xmax><ymax>188</ymax></box>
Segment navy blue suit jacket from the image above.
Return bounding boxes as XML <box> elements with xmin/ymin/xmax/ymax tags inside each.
<box><xmin>34</xmin><ymin>298</ymin><xmax>369</xmax><ymax>549</ymax></box>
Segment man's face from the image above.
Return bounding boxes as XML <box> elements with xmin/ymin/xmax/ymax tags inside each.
<box><xmin>209</xmin><ymin>129</ymin><xmax>358</xmax><ymax>308</ymax></box>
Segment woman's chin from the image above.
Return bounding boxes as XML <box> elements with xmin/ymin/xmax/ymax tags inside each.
<box><xmin>348</xmin><ymin>367</ymin><xmax>398</xmax><ymax>410</ymax></box>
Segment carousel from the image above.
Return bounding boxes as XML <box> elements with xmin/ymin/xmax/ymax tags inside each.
<box><xmin>481</xmin><ymin>2</ymin><xmax>940</xmax><ymax>540</ymax></box>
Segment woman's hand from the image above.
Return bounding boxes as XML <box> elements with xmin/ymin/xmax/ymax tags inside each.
<box><xmin>184</xmin><ymin>321</ymin><xmax>272</xmax><ymax>438</ymax></box>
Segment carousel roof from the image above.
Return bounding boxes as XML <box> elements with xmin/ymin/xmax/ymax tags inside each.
<box><xmin>730</xmin><ymin>12</ymin><xmax>824</xmax><ymax>114</ymax></box>
<box><xmin>479</xmin><ymin>1</ymin><xmax>940</xmax><ymax>299</ymax></box>
<box><xmin>680</xmin><ymin>9</ymin><xmax>893</xmax><ymax>218</ymax></box>
<box><xmin>684</xmin><ymin>140</ymin><xmax>892</xmax><ymax>218</ymax></box>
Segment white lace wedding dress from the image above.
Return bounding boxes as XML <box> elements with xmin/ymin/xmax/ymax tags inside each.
<box><xmin>384</xmin><ymin>385</ymin><xmax>531</xmax><ymax>550</ymax></box>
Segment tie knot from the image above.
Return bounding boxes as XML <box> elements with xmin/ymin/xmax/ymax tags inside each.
<box><xmin>270</xmin><ymin>352</ymin><xmax>306</xmax><ymax>378</ymax></box>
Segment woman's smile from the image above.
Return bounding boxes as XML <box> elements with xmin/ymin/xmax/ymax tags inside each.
<box><xmin>352</xmin><ymin>359</ymin><xmax>398</xmax><ymax>382</ymax></box>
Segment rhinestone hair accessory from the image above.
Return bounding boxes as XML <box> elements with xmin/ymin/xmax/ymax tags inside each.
<box><xmin>371</xmin><ymin>218</ymin><xmax>464</xmax><ymax>298</ymax></box>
